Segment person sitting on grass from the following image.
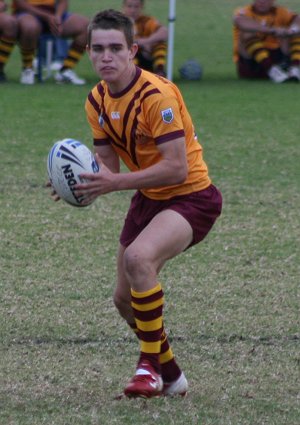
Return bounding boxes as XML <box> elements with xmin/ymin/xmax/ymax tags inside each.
<box><xmin>233</xmin><ymin>0</ymin><xmax>300</xmax><ymax>83</ymax></box>
<box><xmin>13</xmin><ymin>0</ymin><xmax>89</xmax><ymax>85</ymax></box>
<box><xmin>0</xmin><ymin>0</ymin><xmax>18</xmax><ymax>82</ymax></box>
<box><xmin>122</xmin><ymin>0</ymin><xmax>168</xmax><ymax>77</ymax></box>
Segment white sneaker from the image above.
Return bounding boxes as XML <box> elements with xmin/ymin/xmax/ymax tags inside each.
<box><xmin>55</xmin><ymin>69</ymin><xmax>86</xmax><ymax>85</ymax></box>
<box><xmin>50</xmin><ymin>61</ymin><xmax>63</xmax><ymax>72</ymax></box>
<box><xmin>20</xmin><ymin>68</ymin><xmax>35</xmax><ymax>85</ymax></box>
<box><xmin>267</xmin><ymin>65</ymin><xmax>289</xmax><ymax>83</ymax></box>
<box><xmin>288</xmin><ymin>65</ymin><xmax>300</xmax><ymax>81</ymax></box>
<box><xmin>162</xmin><ymin>372</ymin><xmax>188</xmax><ymax>397</ymax></box>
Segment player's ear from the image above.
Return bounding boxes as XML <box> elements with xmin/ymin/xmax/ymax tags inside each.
<box><xmin>130</xmin><ymin>43</ymin><xmax>139</xmax><ymax>60</ymax></box>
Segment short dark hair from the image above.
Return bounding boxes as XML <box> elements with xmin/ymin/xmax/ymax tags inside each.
<box><xmin>87</xmin><ymin>9</ymin><xmax>134</xmax><ymax>48</ymax></box>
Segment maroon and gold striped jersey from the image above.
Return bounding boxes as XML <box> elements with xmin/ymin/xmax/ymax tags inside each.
<box><xmin>233</xmin><ymin>5</ymin><xmax>297</xmax><ymax>61</ymax></box>
<box><xmin>134</xmin><ymin>15</ymin><xmax>161</xmax><ymax>38</ymax></box>
<box><xmin>85</xmin><ymin>67</ymin><xmax>211</xmax><ymax>200</ymax></box>
<box><xmin>12</xmin><ymin>0</ymin><xmax>56</xmax><ymax>13</ymax></box>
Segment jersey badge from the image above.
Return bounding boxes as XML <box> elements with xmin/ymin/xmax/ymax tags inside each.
<box><xmin>161</xmin><ymin>107</ymin><xmax>174</xmax><ymax>124</ymax></box>
<box><xmin>111</xmin><ymin>111</ymin><xmax>120</xmax><ymax>119</ymax></box>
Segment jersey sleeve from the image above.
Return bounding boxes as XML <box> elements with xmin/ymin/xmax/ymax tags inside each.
<box><xmin>144</xmin><ymin>94</ymin><xmax>185</xmax><ymax>145</ymax></box>
<box><xmin>85</xmin><ymin>92</ymin><xmax>110</xmax><ymax>146</ymax></box>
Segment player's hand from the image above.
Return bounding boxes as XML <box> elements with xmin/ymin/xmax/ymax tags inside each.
<box><xmin>74</xmin><ymin>154</ymin><xmax>117</xmax><ymax>204</ymax></box>
<box><xmin>46</xmin><ymin>181</ymin><xmax>61</xmax><ymax>202</ymax></box>
<box><xmin>47</xmin><ymin>15</ymin><xmax>62</xmax><ymax>36</ymax></box>
<box><xmin>273</xmin><ymin>27</ymin><xmax>290</xmax><ymax>38</ymax></box>
<box><xmin>287</xmin><ymin>24</ymin><xmax>300</xmax><ymax>36</ymax></box>
<box><xmin>135</xmin><ymin>37</ymin><xmax>152</xmax><ymax>54</ymax></box>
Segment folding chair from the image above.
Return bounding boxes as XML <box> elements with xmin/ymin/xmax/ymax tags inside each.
<box><xmin>37</xmin><ymin>33</ymin><xmax>55</xmax><ymax>82</ymax></box>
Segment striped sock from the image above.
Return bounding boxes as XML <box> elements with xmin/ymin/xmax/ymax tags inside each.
<box><xmin>61</xmin><ymin>41</ymin><xmax>85</xmax><ymax>71</ymax></box>
<box><xmin>152</xmin><ymin>41</ymin><xmax>167</xmax><ymax>72</ymax></box>
<box><xmin>20</xmin><ymin>47</ymin><xmax>35</xmax><ymax>69</ymax></box>
<box><xmin>0</xmin><ymin>36</ymin><xmax>16</xmax><ymax>68</ymax></box>
<box><xmin>131</xmin><ymin>283</ymin><xmax>164</xmax><ymax>374</ymax></box>
<box><xmin>290</xmin><ymin>36</ymin><xmax>300</xmax><ymax>65</ymax></box>
<box><xmin>160</xmin><ymin>328</ymin><xmax>182</xmax><ymax>383</ymax></box>
<box><xmin>128</xmin><ymin>317</ymin><xmax>181</xmax><ymax>382</ymax></box>
<box><xmin>245</xmin><ymin>38</ymin><xmax>272</xmax><ymax>70</ymax></box>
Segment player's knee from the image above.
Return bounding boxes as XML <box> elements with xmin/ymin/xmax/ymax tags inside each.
<box><xmin>123</xmin><ymin>246</ymin><xmax>150</xmax><ymax>280</ymax></box>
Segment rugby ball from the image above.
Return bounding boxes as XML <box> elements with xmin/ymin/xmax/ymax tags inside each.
<box><xmin>47</xmin><ymin>138</ymin><xmax>99</xmax><ymax>207</ymax></box>
<box><xmin>179</xmin><ymin>59</ymin><xmax>203</xmax><ymax>80</ymax></box>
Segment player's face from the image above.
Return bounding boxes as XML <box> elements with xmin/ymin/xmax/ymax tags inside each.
<box><xmin>87</xmin><ymin>28</ymin><xmax>137</xmax><ymax>88</ymax></box>
<box><xmin>123</xmin><ymin>0</ymin><xmax>143</xmax><ymax>21</ymax></box>
<box><xmin>253</xmin><ymin>0</ymin><xmax>275</xmax><ymax>13</ymax></box>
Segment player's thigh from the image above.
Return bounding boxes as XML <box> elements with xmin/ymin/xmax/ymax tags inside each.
<box><xmin>61</xmin><ymin>13</ymin><xmax>88</xmax><ymax>37</ymax></box>
<box><xmin>17</xmin><ymin>13</ymin><xmax>41</xmax><ymax>35</ymax></box>
<box><xmin>127</xmin><ymin>209</ymin><xmax>193</xmax><ymax>270</ymax></box>
<box><xmin>0</xmin><ymin>13</ymin><xmax>17</xmax><ymax>34</ymax></box>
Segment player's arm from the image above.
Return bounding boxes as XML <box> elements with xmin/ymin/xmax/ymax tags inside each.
<box><xmin>233</xmin><ymin>14</ymin><xmax>292</xmax><ymax>37</ymax></box>
<box><xmin>144</xmin><ymin>26</ymin><xmax>167</xmax><ymax>44</ymax></box>
<box><xmin>137</xmin><ymin>24</ymin><xmax>167</xmax><ymax>51</ymax></box>
<box><xmin>75</xmin><ymin>136</ymin><xmax>188</xmax><ymax>202</ymax></box>
<box><xmin>115</xmin><ymin>136</ymin><xmax>187</xmax><ymax>190</ymax></box>
<box><xmin>55</xmin><ymin>0</ymin><xmax>68</xmax><ymax>20</ymax></box>
<box><xmin>288</xmin><ymin>15</ymin><xmax>300</xmax><ymax>36</ymax></box>
<box><xmin>94</xmin><ymin>143</ymin><xmax>120</xmax><ymax>174</ymax></box>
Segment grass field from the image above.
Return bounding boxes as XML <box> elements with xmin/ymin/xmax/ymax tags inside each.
<box><xmin>0</xmin><ymin>1</ymin><xmax>299</xmax><ymax>424</ymax></box>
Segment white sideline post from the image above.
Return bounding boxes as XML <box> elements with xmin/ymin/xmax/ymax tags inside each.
<box><xmin>167</xmin><ymin>0</ymin><xmax>176</xmax><ymax>81</ymax></box>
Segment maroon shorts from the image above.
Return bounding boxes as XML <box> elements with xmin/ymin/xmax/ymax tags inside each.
<box><xmin>120</xmin><ymin>184</ymin><xmax>222</xmax><ymax>249</ymax></box>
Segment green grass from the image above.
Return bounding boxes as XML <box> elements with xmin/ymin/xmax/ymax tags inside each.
<box><xmin>0</xmin><ymin>1</ymin><xmax>300</xmax><ymax>424</ymax></box>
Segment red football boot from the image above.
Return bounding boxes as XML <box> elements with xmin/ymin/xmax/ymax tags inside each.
<box><xmin>124</xmin><ymin>361</ymin><xmax>163</xmax><ymax>398</ymax></box>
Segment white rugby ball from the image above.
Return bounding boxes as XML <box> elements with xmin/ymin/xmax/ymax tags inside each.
<box><xmin>47</xmin><ymin>138</ymin><xmax>99</xmax><ymax>207</ymax></box>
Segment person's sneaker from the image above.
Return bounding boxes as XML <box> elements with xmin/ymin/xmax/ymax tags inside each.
<box><xmin>50</xmin><ymin>61</ymin><xmax>63</xmax><ymax>72</ymax></box>
<box><xmin>162</xmin><ymin>372</ymin><xmax>188</xmax><ymax>397</ymax></box>
<box><xmin>124</xmin><ymin>361</ymin><xmax>163</xmax><ymax>398</ymax></box>
<box><xmin>0</xmin><ymin>70</ymin><xmax>7</xmax><ymax>83</ymax></box>
<box><xmin>20</xmin><ymin>68</ymin><xmax>35</xmax><ymax>85</ymax></box>
<box><xmin>267</xmin><ymin>65</ymin><xmax>289</xmax><ymax>83</ymax></box>
<box><xmin>55</xmin><ymin>69</ymin><xmax>86</xmax><ymax>85</ymax></box>
<box><xmin>288</xmin><ymin>65</ymin><xmax>300</xmax><ymax>81</ymax></box>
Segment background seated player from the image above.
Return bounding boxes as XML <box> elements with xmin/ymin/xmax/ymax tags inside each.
<box><xmin>0</xmin><ymin>0</ymin><xmax>18</xmax><ymax>82</ymax></box>
<box><xmin>122</xmin><ymin>0</ymin><xmax>168</xmax><ymax>76</ymax></box>
<box><xmin>13</xmin><ymin>0</ymin><xmax>89</xmax><ymax>85</ymax></box>
<box><xmin>233</xmin><ymin>0</ymin><xmax>300</xmax><ymax>83</ymax></box>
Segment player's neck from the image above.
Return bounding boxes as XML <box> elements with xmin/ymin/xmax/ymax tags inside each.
<box><xmin>108</xmin><ymin>64</ymin><xmax>137</xmax><ymax>95</ymax></box>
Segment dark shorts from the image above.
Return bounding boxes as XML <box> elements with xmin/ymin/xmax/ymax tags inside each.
<box><xmin>135</xmin><ymin>52</ymin><xmax>154</xmax><ymax>72</ymax></box>
<box><xmin>120</xmin><ymin>184</ymin><xmax>222</xmax><ymax>249</ymax></box>
<box><xmin>237</xmin><ymin>49</ymin><xmax>286</xmax><ymax>79</ymax></box>
<box><xmin>15</xmin><ymin>10</ymin><xmax>71</xmax><ymax>33</ymax></box>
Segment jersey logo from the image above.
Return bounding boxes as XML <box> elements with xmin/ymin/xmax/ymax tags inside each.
<box><xmin>98</xmin><ymin>114</ymin><xmax>104</xmax><ymax>128</ymax></box>
<box><xmin>161</xmin><ymin>107</ymin><xmax>174</xmax><ymax>123</ymax></box>
<box><xmin>111</xmin><ymin>111</ymin><xmax>120</xmax><ymax>119</ymax></box>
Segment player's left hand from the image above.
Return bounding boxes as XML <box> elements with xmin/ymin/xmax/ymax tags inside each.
<box><xmin>46</xmin><ymin>181</ymin><xmax>61</xmax><ymax>202</ymax></box>
<box><xmin>74</xmin><ymin>154</ymin><xmax>118</xmax><ymax>204</ymax></box>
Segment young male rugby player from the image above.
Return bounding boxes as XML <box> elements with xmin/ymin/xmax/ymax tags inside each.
<box><xmin>72</xmin><ymin>9</ymin><xmax>222</xmax><ymax>398</ymax></box>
